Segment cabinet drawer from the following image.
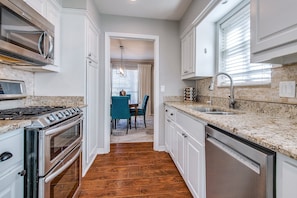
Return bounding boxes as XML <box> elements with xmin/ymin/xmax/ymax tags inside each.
<box><xmin>0</xmin><ymin>129</ymin><xmax>23</xmax><ymax>173</ymax></box>
<box><xmin>176</xmin><ymin>111</ymin><xmax>205</xmax><ymax>144</ymax></box>
<box><xmin>165</xmin><ymin>106</ymin><xmax>176</xmax><ymax>121</ymax></box>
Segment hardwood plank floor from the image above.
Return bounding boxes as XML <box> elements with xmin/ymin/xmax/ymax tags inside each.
<box><xmin>79</xmin><ymin>142</ymin><xmax>193</xmax><ymax>198</ymax></box>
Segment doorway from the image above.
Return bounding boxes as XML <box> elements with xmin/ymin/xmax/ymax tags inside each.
<box><xmin>104</xmin><ymin>32</ymin><xmax>160</xmax><ymax>152</ymax></box>
<box><xmin>110</xmin><ymin>38</ymin><xmax>154</xmax><ymax>143</ymax></box>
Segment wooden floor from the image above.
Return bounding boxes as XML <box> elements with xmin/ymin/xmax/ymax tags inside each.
<box><xmin>79</xmin><ymin>142</ymin><xmax>192</xmax><ymax>198</ymax></box>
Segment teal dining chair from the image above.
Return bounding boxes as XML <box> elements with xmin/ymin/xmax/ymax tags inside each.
<box><xmin>111</xmin><ymin>96</ymin><xmax>131</xmax><ymax>134</ymax></box>
<box><xmin>130</xmin><ymin>95</ymin><xmax>149</xmax><ymax>128</ymax></box>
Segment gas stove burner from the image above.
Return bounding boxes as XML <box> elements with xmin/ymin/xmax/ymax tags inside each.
<box><xmin>0</xmin><ymin>106</ymin><xmax>82</xmax><ymax>128</ymax></box>
<box><xmin>0</xmin><ymin>106</ymin><xmax>67</xmax><ymax>120</ymax></box>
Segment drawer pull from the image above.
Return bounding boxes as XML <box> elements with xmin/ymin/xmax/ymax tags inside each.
<box><xmin>0</xmin><ymin>152</ymin><xmax>13</xmax><ymax>162</ymax></box>
<box><xmin>18</xmin><ymin>170</ymin><xmax>27</xmax><ymax>177</ymax></box>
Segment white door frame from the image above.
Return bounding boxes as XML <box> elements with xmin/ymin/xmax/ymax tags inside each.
<box><xmin>104</xmin><ymin>32</ymin><xmax>160</xmax><ymax>153</ymax></box>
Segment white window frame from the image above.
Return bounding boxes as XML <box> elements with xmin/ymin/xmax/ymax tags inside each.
<box><xmin>216</xmin><ymin>0</ymin><xmax>271</xmax><ymax>87</ymax></box>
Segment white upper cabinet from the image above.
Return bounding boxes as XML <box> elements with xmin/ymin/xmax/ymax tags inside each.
<box><xmin>181</xmin><ymin>28</ymin><xmax>196</xmax><ymax>79</ymax></box>
<box><xmin>251</xmin><ymin>0</ymin><xmax>297</xmax><ymax>64</ymax></box>
<box><xmin>86</xmin><ymin>21</ymin><xmax>99</xmax><ymax>63</ymax></box>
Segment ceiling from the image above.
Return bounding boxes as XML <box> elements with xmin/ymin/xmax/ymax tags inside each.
<box><xmin>96</xmin><ymin>0</ymin><xmax>192</xmax><ymax>60</ymax></box>
<box><xmin>94</xmin><ymin>0</ymin><xmax>192</xmax><ymax>21</ymax></box>
<box><xmin>110</xmin><ymin>39</ymin><xmax>154</xmax><ymax>60</ymax></box>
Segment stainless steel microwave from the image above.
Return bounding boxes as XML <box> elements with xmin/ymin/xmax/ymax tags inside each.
<box><xmin>0</xmin><ymin>0</ymin><xmax>54</xmax><ymax>66</ymax></box>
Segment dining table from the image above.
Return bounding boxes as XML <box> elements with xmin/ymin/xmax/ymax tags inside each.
<box><xmin>129</xmin><ymin>103</ymin><xmax>138</xmax><ymax>128</ymax></box>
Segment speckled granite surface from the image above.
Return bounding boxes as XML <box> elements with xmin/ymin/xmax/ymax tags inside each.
<box><xmin>165</xmin><ymin>101</ymin><xmax>297</xmax><ymax>160</ymax></box>
<box><xmin>0</xmin><ymin>120</ymin><xmax>31</xmax><ymax>135</ymax></box>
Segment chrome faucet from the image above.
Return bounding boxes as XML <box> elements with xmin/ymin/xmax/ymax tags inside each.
<box><xmin>209</xmin><ymin>72</ymin><xmax>235</xmax><ymax>109</ymax></box>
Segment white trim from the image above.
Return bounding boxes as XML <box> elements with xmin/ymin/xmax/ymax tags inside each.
<box><xmin>82</xmin><ymin>153</ymin><xmax>97</xmax><ymax>177</ymax></box>
<box><xmin>104</xmin><ymin>32</ymin><xmax>160</xmax><ymax>153</ymax></box>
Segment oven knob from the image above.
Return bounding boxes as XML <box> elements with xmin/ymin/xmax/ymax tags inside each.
<box><xmin>64</xmin><ymin>110</ymin><xmax>70</xmax><ymax>116</ymax></box>
<box><xmin>56</xmin><ymin>112</ymin><xmax>64</xmax><ymax>119</ymax></box>
<box><xmin>47</xmin><ymin>115</ymin><xmax>55</xmax><ymax>122</ymax></box>
<box><xmin>70</xmin><ymin>109</ymin><xmax>75</xmax><ymax>114</ymax></box>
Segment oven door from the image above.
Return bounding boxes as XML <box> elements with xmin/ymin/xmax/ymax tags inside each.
<box><xmin>39</xmin><ymin>143</ymin><xmax>82</xmax><ymax>198</ymax></box>
<box><xmin>39</xmin><ymin>115</ymin><xmax>83</xmax><ymax>175</ymax></box>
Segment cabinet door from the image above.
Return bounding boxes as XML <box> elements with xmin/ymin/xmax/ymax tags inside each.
<box><xmin>251</xmin><ymin>0</ymin><xmax>297</xmax><ymax>63</ymax></box>
<box><xmin>23</xmin><ymin>0</ymin><xmax>46</xmax><ymax>16</ymax></box>
<box><xmin>186</xmin><ymin>135</ymin><xmax>205</xmax><ymax>198</ymax></box>
<box><xmin>176</xmin><ymin>126</ymin><xmax>186</xmax><ymax>176</ymax></box>
<box><xmin>277</xmin><ymin>153</ymin><xmax>297</xmax><ymax>198</ymax></box>
<box><xmin>86</xmin><ymin>59</ymin><xmax>98</xmax><ymax>164</ymax></box>
<box><xmin>0</xmin><ymin>165</ymin><xmax>23</xmax><ymax>198</ymax></box>
<box><xmin>181</xmin><ymin>29</ymin><xmax>195</xmax><ymax>78</ymax></box>
<box><xmin>164</xmin><ymin>117</ymin><xmax>171</xmax><ymax>153</ymax></box>
<box><xmin>87</xmin><ymin>22</ymin><xmax>99</xmax><ymax>63</ymax></box>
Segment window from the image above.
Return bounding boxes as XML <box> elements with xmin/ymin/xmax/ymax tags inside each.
<box><xmin>217</xmin><ymin>1</ymin><xmax>271</xmax><ymax>86</ymax></box>
<box><xmin>111</xmin><ymin>67</ymin><xmax>138</xmax><ymax>103</ymax></box>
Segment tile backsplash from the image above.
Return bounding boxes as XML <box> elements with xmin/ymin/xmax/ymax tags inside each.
<box><xmin>196</xmin><ymin>63</ymin><xmax>297</xmax><ymax>116</ymax></box>
<box><xmin>0</xmin><ymin>64</ymin><xmax>34</xmax><ymax>95</ymax></box>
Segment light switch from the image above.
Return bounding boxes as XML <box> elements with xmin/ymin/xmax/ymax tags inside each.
<box><xmin>160</xmin><ymin>85</ymin><xmax>165</xmax><ymax>93</ymax></box>
<box><xmin>279</xmin><ymin>81</ymin><xmax>296</xmax><ymax>98</ymax></box>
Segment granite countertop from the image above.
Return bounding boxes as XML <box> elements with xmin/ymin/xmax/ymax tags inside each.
<box><xmin>0</xmin><ymin>120</ymin><xmax>32</xmax><ymax>135</ymax></box>
<box><xmin>165</xmin><ymin>101</ymin><xmax>297</xmax><ymax>160</ymax></box>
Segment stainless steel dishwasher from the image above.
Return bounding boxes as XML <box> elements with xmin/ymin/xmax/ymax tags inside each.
<box><xmin>205</xmin><ymin>125</ymin><xmax>275</xmax><ymax>198</ymax></box>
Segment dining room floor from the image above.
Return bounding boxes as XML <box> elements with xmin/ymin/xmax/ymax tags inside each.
<box><xmin>79</xmin><ymin>142</ymin><xmax>193</xmax><ymax>197</ymax></box>
<box><xmin>110</xmin><ymin>115</ymin><xmax>154</xmax><ymax>143</ymax></box>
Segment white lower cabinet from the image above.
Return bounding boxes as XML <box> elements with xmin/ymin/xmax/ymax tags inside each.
<box><xmin>0</xmin><ymin>129</ymin><xmax>24</xmax><ymax>198</ymax></box>
<box><xmin>164</xmin><ymin>105</ymin><xmax>206</xmax><ymax>198</ymax></box>
<box><xmin>277</xmin><ymin>153</ymin><xmax>297</xmax><ymax>198</ymax></box>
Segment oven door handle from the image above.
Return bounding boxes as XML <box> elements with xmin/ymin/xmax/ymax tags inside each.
<box><xmin>44</xmin><ymin>146</ymin><xmax>81</xmax><ymax>184</ymax></box>
<box><xmin>45</xmin><ymin>118</ymin><xmax>82</xmax><ymax>136</ymax></box>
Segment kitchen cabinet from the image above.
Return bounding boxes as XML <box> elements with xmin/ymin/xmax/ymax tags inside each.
<box><xmin>181</xmin><ymin>28</ymin><xmax>195</xmax><ymax>79</ymax></box>
<box><xmin>277</xmin><ymin>153</ymin><xmax>297</xmax><ymax>198</ymax></box>
<box><xmin>164</xmin><ymin>106</ymin><xmax>177</xmax><ymax>160</ymax></box>
<box><xmin>175</xmin><ymin>111</ymin><xmax>206</xmax><ymax>198</ymax></box>
<box><xmin>85</xmin><ymin>59</ymin><xmax>98</xmax><ymax>168</ymax></box>
<box><xmin>0</xmin><ymin>129</ymin><xmax>24</xmax><ymax>198</ymax></box>
<box><xmin>87</xmin><ymin>22</ymin><xmax>99</xmax><ymax>63</ymax></box>
<box><xmin>251</xmin><ymin>0</ymin><xmax>297</xmax><ymax>64</ymax></box>
<box><xmin>181</xmin><ymin>14</ymin><xmax>215</xmax><ymax>80</ymax></box>
<box><xmin>164</xmin><ymin>105</ymin><xmax>206</xmax><ymax>198</ymax></box>
<box><xmin>60</xmin><ymin>10</ymin><xmax>99</xmax><ymax>176</ymax></box>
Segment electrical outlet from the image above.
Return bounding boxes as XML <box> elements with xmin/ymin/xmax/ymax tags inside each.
<box><xmin>279</xmin><ymin>81</ymin><xmax>296</xmax><ymax>98</ymax></box>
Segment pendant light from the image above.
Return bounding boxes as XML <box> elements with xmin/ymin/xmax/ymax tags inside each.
<box><xmin>118</xmin><ymin>45</ymin><xmax>126</xmax><ymax>77</ymax></box>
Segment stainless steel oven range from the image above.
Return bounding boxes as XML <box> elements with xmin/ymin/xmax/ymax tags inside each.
<box><xmin>0</xmin><ymin>106</ymin><xmax>83</xmax><ymax>198</ymax></box>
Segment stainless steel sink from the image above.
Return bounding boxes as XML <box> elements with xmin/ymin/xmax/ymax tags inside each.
<box><xmin>191</xmin><ymin>106</ymin><xmax>238</xmax><ymax>115</ymax></box>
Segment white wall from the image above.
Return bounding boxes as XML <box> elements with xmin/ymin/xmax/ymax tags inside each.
<box><xmin>179</xmin><ymin>0</ymin><xmax>212</xmax><ymax>35</ymax></box>
<box><xmin>100</xmin><ymin>14</ymin><xmax>194</xmax><ymax>147</ymax></box>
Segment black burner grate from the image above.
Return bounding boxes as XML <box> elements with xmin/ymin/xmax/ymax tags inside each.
<box><xmin>0</xmin><ymin>106</ymin><xmax>66</xmax><ymax>120</ymax></box>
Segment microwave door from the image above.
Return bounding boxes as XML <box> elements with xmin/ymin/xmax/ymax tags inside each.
<box><xmin>0</xmin><ymin>5</ymin><xmax>45</xmax><ymax>56</ymax></box>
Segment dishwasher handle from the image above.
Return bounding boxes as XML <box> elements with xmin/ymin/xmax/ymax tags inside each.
<box><xmin>207</xmin><ymin>136</ymin><xmax>261</xmax><ymax>174</ymax></box>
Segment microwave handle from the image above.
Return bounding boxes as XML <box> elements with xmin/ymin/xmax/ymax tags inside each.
<box><xmin>38</xmin><ymin>32</ymin><xmax>46</xmax><ymax>58</ymax></box>
<box><xmin>46</xmin><ymin>34</ymin><xmax>54</xmax><ymax>59</ymax></box>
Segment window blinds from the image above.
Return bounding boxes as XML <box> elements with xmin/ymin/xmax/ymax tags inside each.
<box><xmin>218</xmin><ymin>2</ymin><xmax>271</xmax><ymax>86</ymax></box>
